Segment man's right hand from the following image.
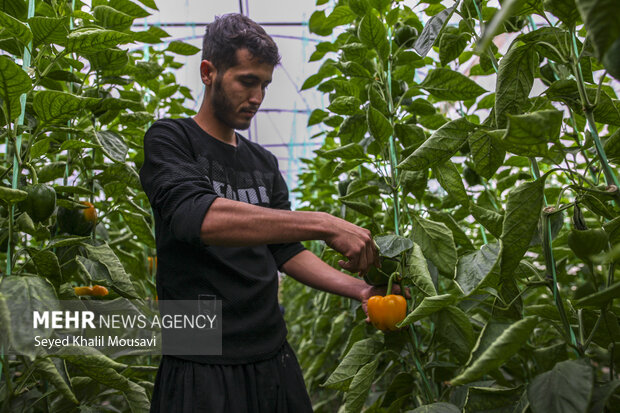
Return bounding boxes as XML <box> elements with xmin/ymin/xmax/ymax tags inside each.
<box><xmin>323</xmin><ymin>214</ymin><xmax>380</xmax><ymax>276</ymax></box>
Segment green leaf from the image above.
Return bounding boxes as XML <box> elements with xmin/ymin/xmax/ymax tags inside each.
<box><xmin>325</xmin><ymin>6</ymin><xmax>357</xmax><ymax>29</ymax></box>
<box><xmin>500</xmin><ymin>178</ymin><xmax>546</xmax><ymax>278</ymax></box>
<box><xmin>98</xmin><ymin>163</ymin><xmax>141</xmax><ymax>197</ymax></box>
<box><xmin>121</xmin><ymin>210</ymin><xmax>156</xmax><ymax>249</ymax></box>
<box><xmin>573</xmin><ymin>281</ymin><xmax>620</xmax><ymax>308</ymax></box>
<box><xmin>501</xmin><ymin>110</ymin><xmax>563</xmax><ymax>157</ymax></box>
<box><xmin>546</xmin><ymin>79</ymin><xmax>620</xmax><ymax>126</ymax></box>
<box><xmin>436</xmin><ymin>306</ymin><xmax>475</xmax><ymax>363</ymax></box>
<box><xmin>414</xmin><ymin>3</ymin><xmax>458</xmax><ymax>57</ymax></box>
<box><xmin>309</xmin><ymin>10</ymin><xmax>331</xmax><ymax>36</ymax></box>
<box><xmin>322</xmin><ymin>337</ymin><xmax>384</xmax><ymax>391</ymax></box>
<box><xmin>543</xmin><ymin>0</ymin><xmax>580</xmax><ymax>26</ymax></box>
<box><xmin>109</xmin><ymin>0</ymin><xmax>151</xmax><ymax>18</ymax></box>
<box><xmin>93</xmin><ymin>5</ymin><xmax>134</xmax><ymax>31</ymax></box>
<box><xmin>27</xmin><ymin>248</ymin><xmax>62</xmax><ymax>280</ymax></box>
<box><xmin>420</xmin><ymin>68</ymin><xmax>486</xmax><ymax>101</ymax></box>
<box><xmin>81</xmin><ymin>242</ymin><xmax>140</xmax><ymax>299</ymax></box>
<box><xmin>29</xmin><ymin>16</ymin><xmax>69</xmax><ymax>46</ymax></box>
<box><xmin>439</xmin><ymin>29</ymin><xmax>470</xmax><ymax>66</ymax></box>
<box><xmin>575</xmin><ymin>0</ymin><xmax>620</xmax><ymax>60</ymax></box>
<box><xmin>528</xmin><ymin>359</ymin><xmax>593</xmax><ymax>413</ymax></box>
<box><xmin>412</xmin><ymin>215</ymin><xmax>458</xmax><ymax>276</ymax></box>
<box><xmin>369</xmin><ymin>84</ymin><xmax>389</xmax><ymax>116</ymax></box>
<box><xmin>339</xmin><ymin>61</ymin><xmax>372</xmax><ymax>78</ymax></box>
<box><xmin>495</xmin><ymin>44</ymin><xmax>538</xmax><ymax>128</ymax></box>
<box><xmin>398</xmin><ymin>294</ymin><xmax>456</xmax><ymax>327</ymax></box>
<box><xmin>398</xmin><ymin>117</ymin><xmax>477</xmax><ymax>171</ymax></box>
<box><xmin>344</xmin><ymin>358</ymin><xmax>379</xmax><ymax>412</ymax></box>
<box><xmin>468</xmin><ymin>129</ymin><xmax>506</xmax><ymax>179</ymax></box>
<box><xmin>0</xmin><ymin>9</ymin><xmax>32</xmax><ymax>44</ymax></box>
<box><xmin>406</xmin><ymin>242</ymin><xmax>437</xmax><ymax>296</ymax></box>
<box><xmin>65</xmin><ymin>28</ymin><xmax>132</xmax><ymax>53</ymax></box>
<box><xmin>476</xmin><ymin>0</ymin><xmax>523</xmax><ymax>53</ymax></box>
<box><xmin>0</xmin><ymin>55</ymin><xmax>31</xmax><ymax>119</ymax></box>
<box><xmin>166</xmin><ymin>40</ymin><xmax>201</xmax><ymax>56</ymax></box>
<box><xmin>456</xmin><ymin>242</ymin><xmax>502</xmax><ymax>296</ymax></box>
<box><xmin>341</xmin><ymin>199</ymin><xmax>375</xmax><ymax>217</ymax></box>
<box><xmin>33</xmin><ymin>91</ymin><xmax>96</xmax><ymax>124</ymax></box>
<box><xmin>342</xmin><ymin>179</ymin><xmax>376</xmax><ymax>202</ymax></box>
<box><xmin>53</xmin><ymin>347</ymin><xmax>150</xmax><ymax>412</ymax></box>
<box><xmin>86</xmin><ymin>48</ymin><xmax>129</xmax><ymax>71</ymax></box>
<box><xmin>328</xmin><ymin>96</ymin><xmax>362</xmax><ymax>115</ymax></box>
<box><xmin>95</xmin><ymin>131</ymin><xmax>128</xmax><ymax>163</ymax></box>
<box><xmin>33</xmin><ymin>358</ymin><xmax>79</xmax><ymax>405</ymax></box>
<box><xmin>409</xmin><ymin>403</ymin><xmax>461</xmax><ymax>413</ymax></box>
<box><xmin>427</xmin><ymin>210</ymin><xmax>475</xmax><ymax>253</ymax></box>
<box><xmin>308</xmin><ymin>109</ymin><xmax>329</xmax><ymax>126</ymax></box>
<box><xmin>375</xmin><ymin>234</ymin><xmax>414</xmax><ymax>258</ymax></box>
<box><xmin>367</xmin><ymin>106</ymin><xmax>393</xmax><ymax>143</ymax></box>
<box><xmin>394</xmin><ymin>123</ymin><xmax>426</xmax><ymax>148</ymax></box>
<box><xmin>0</xmin><ymin>276</ymin><xmax>59</xmax><ymax>358</ymax></box>
<box><xmin>589</xmin><ymin>380</ymin><xmax>620</xmax><ymax>413</ymax></box>
<box><xmin>0</xmin><ymin>186</ymin><xmax>28</xmax><ymax>203</ymax></box>
<box><xmin>603</xmin><ymin>36</ymin><xmax>620</xmax><ymax>81</ymax></box>
<box><xmin>317</xmin><ymin>143</ymin><xmax>366</xmax><ymax>160</ymax></box>
<box><xmin>432</xmin><ymin>161</ymin><xmax>468</xmax><ymax>206</ymax></box>
<box><xmin>450</xmin><ymin>316</ymin><xmax>538</xmax><ymax>385</ymax></box>
<box><xmin>358</xmin><ymin>13</ymin><xmax>388</xmax><ymax>58</ymax></box>
<box><xmin>401</xmin><ymin>170</ymin><xmax>428</xmax><ymax>198</ymax></box>
<box><xmin>348</xmin><ymin>0</ymin><xmax>371</xmax><ymax>17</ymax></box>
<box><xmin>464</xmin><ymin>386</ymin><xmax>526</xmax><ymax>413</ymax></box>
<box><xmin>134</xmin><ymin>0</ymin><xmax>158</xmax><ymax>10</ymax></box>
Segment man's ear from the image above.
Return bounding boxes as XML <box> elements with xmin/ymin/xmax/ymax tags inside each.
<box><xmin>200</xmin><ymin>60</ymin><xmax>217</xmax><ymax>86</ymax></box>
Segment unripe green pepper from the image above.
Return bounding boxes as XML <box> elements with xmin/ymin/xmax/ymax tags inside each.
<box><xmin>568</xmin><ymin>204</ymin><xmax>608</xmax><ymax>261</ymax></box>
<box><xmin>18</xmin><ymin>184</ymin><xmax>56</xmax><ymax>223</ymax></box>
<box><xmin>567</xmin><ymin>228</ymin><xmax>608</xmax><ymax>261</ymax></box>
<box><xmin>364</xmin><ymin>258</ymin><xmax>398</xmax><ymax>286</ymax></box>
<box><xmin>57</xmin><ymin>201</ymin><xmax>97</xmax><ymax>236</ymax></box>
<box><xmin>394</xmin><ymin>25</ymin><xmax>418</xmax><ymax>48</ymax></box>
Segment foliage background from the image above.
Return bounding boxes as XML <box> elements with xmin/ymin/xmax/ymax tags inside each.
<box><xmin>283</xmin><ymin>0</ymin><xmax>620</xmax><ymax>412</ymax></box>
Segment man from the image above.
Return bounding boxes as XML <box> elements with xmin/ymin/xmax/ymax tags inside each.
<box><xmin>140</xmin><ymin>13</ymin><xmax>390</xmax><ymax>412</ymax></box>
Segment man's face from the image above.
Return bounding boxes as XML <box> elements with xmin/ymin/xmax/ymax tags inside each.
<box><xmin>210</xmin><ymin>48</ymin><xmax>274</xmax><ymax>130</ymax></box>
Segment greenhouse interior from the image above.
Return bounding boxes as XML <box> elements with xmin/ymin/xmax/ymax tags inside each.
<box><xmin>1</xmin><ymin>0</ymin><xmax>619</xmax><ymax>412</ymax></box>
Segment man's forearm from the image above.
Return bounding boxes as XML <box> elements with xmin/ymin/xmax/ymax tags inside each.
<box><xmin>199</xmin><ymin>198</ymin><xmax>332</xmax><ymax>246</ymax></box>
<box><xmin>280</xmin><ymin>250</ymin><xmax>367</xmax><ymax>302</ymax></box>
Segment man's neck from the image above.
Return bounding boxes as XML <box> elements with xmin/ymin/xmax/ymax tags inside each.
<box><xmin>193</xmin><ymin>103</ymin><xmax>237</xmax><ymax>146</ymax></box>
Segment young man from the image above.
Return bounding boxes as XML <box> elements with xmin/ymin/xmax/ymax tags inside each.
<box><xmin>140</xmin><ymin>13</ymin><xmax>389</xmax><ymax>412</ymax></box>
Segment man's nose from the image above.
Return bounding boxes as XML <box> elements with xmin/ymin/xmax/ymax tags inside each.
<box><xmin>248</xmin><ymin>86</ymin><xmax>264</xmax><ymax>106</ymax></box>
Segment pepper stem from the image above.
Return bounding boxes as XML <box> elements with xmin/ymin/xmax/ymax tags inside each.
<box><xmin>386</xmin><ymin>272</ymin><xmax>395</xmax><ymax>295</ymax></box>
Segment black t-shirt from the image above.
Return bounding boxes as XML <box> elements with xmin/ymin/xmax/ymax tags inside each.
<box><xmin>139</xmin><ymin>117</ymin><xmax>305</xmax><ymax>364</ymax></box>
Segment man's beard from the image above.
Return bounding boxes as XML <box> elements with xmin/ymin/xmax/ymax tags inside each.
<box><xmin>211</xmin><ymin>76</ymin><xmax>253</xmax><ymax>130</ymax></box>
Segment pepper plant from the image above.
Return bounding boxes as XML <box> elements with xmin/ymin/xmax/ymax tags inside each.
<box><xmin>0</xmin><ymin>0</ymin><xmax>199</xmax><ymax>411</ymax></box>
<box><xmin>283</xmin><ymin>0</ymin><xmax>620</xmax><ymax>411</ymax></box>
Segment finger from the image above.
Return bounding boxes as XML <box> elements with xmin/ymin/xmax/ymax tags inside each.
<box><xmin>372</xmin><ymin>240</ymin><xmax>381</xmax><ymax>268</ymax></box>
<box><xmin>363</xmin><ymin>241</ymin><xmax>375</xmax><ymax>276</ymax></box>
<box><xmin>373</xmin><ymin>240</ymin><xmax>381</xmax><ymax>268</ymax></box>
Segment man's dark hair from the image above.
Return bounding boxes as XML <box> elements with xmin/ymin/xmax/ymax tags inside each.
<box><xmin>202</xmin><ymin>13</ymin><xmax>281</xmax><ymax>72</ymax></box>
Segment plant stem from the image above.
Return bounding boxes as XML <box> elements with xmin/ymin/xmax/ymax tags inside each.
<box><xmin>542</xmin><ymin>210</ymin><xmax>581</xmax><ymax>354</ymax></box>
<box><xmin>407</xmin><ymin>327</ymin><xmax>435</xmax><ymax>403</ymax></box>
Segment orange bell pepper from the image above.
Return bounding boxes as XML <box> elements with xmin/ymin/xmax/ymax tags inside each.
<box><xmin>367</xmin><ymin>294</ymin><xmax>407</xmax><ymax>331</ymax></box>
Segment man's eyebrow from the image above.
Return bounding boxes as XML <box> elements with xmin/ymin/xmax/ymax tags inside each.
<box><xmin>238</xmin><ymin>74</ymin><xmax>271</xmax><ymax>84</ymax></box>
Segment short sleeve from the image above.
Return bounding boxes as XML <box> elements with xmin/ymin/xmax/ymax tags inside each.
<box><xmin>139</xmin><ymin>120</ymin><xmax>218</xmax><ymax>247</ymax></box>
<box><xmin>266</xmin><ymin>155</ymin><xmax>306</xmax><ymax>268</ymax></box>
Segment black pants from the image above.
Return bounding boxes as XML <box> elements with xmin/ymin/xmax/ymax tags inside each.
<box><xmin>149</xmin><ymin>340</ymin><xmax>313</xmax><ymax>412</ymax></box>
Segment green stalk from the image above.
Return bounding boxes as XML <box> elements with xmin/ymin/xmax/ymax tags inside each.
<box><xmin>407</xmin><ymin>327</ymin><xmax>435</xmax><ymax>403</ymax></box>
<box><xmin>570</xmin><ymin>30</ymin><xmax>620</xmax><ymax>192</ymax></box>
<box><xmin>542</xmin><ymin>209</ymin><xmax>581</xmax><ymax>354</ymax></box>
<box><xmin>386</xmin><ymin>28</ymin><xmax>401</xmax><ymax>236</ymax></box>
<box><xmin>386</xmin><ymin>272</ymin><xmax>394</xmax><ymax>295</ymax></box>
